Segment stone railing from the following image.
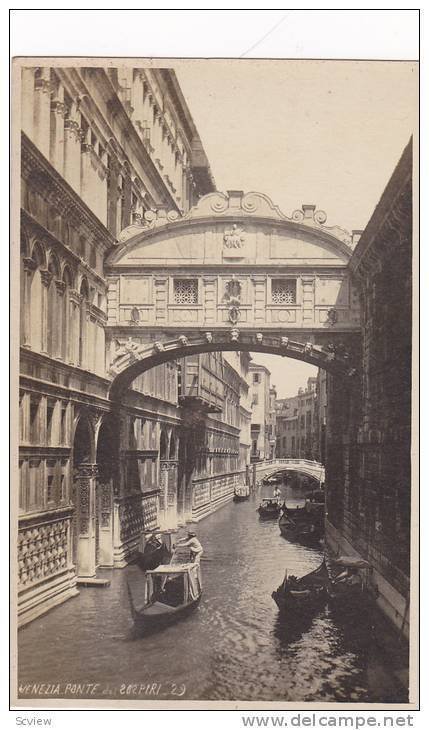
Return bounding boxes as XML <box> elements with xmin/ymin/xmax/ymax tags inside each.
<box><xmin>191</xmin><ymin>469</ymin><xmax>246</xmax><ymax>521</ymax></box>
<box><xmin>254</xmin><ymin>458</ymin><xmax>325</xmax><ymax>482</ymax></box>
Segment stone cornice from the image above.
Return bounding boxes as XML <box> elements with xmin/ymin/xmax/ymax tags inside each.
<box><xmin>21</xmin><ymin>208</ymin><xmax>108</xmax><ymax>289</ymax></box>
<box><xmin>21</xmin><ymin>132</ymin><xmax>116</xmax><ymax>253</ymax></box>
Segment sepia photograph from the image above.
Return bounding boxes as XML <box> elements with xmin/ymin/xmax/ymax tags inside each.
<box><xmin>11</xmin><ymin>42</ymin><xmax>418</xmax><ymax>710</ymax></box>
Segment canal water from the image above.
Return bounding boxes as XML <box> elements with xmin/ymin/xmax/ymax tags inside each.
<box><xmin>18</xmin><ymin>482</ymin><xmax>408</xmax><ymax>703</ymax></box>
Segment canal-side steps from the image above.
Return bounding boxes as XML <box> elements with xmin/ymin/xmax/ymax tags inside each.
<box><xmin>76</xmin><ymin>576</ymin><xmax>111</xmax><ymax>588</ymax></box>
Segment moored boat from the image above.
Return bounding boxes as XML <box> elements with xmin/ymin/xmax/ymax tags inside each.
<box><xmin>327</xmin><ymin>556</ymin><xmax>376</xmax><ymax>617</ymax></box>
<box><xmin>272</xmin><ymin>559</ymin><xmax>330</xmax><ymax>612</ymax></box>
<box><xmin>233</xmin><ymin>486</ymin><xmax>250</xmax><ymax>502</ymax></box>
<box><xmin>127</xmin><ymin>561</ymin><xmax>202</xmax><ymax>632</ymax></box>
<box><xmin>279</xmin><ymin>503</ymin><xmax>324</xmax><ymax>543</ymax></box>
<box><xmin>257</xmin><ymin>498</ymin><xmax>281</xmax><ymax>519</ymax></box>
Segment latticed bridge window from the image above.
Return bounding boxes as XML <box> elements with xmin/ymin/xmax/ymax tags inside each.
<box><xmin>173</xmin><ymin>278</ymin><xmax>198</xmax><ymax>304</ymax></box>
<box><xmin>271</xmin><ymin>279</ymin><xmax>297</xmax><ymax>304</ymax></box>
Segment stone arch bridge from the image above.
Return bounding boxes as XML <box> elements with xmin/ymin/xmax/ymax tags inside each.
<box><xmin>105</xmin><ymin>190</ymin><xmax>362</xmax><ymax>399</ymax></box>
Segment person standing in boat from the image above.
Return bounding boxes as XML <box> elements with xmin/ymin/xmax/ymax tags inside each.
<box><xmin>273</xmin><ymin>486</ymin><xmax>281</xmax><ymax>501</ymax></box>
<box><xmin>176</xmin><ymin>532</ymin><xmax>204</xmax><ymax>564</ymax></box>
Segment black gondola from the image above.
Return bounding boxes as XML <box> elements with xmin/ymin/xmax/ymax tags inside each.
<box><xmin>136</xmin><ymin>540</ymin><xmax>170</xmax><ymax>571</ymax></box>
<box><xmin>257</xmin><ymin>498</ymin><xmax>281</xmax><ymax>519</ymax></box>
<box><xmin>272</xmin><ymin>559</ymin><xmax>330</xmax><ymax>612</ymax></box>
<box><xmin>279</xmin><ymin>503</ymin><xmax>324</xmax><ymax>543</ymax></box>
<box><xmin>127</xmin><ymin>561</ymin><xmax>202</xmax><ymax>633</ymax></box>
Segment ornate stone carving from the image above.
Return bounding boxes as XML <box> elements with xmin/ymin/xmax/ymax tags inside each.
<box><xmin>230</xmin><ymin>329</ymin><xmax>240</xmax><ymax>342</ymax></box>
<box><xmin>205</xmin><ymin>332</ymin><xmax>213</xmax><ymax>343</ymax></box>
<box><xmin>228</xmin><ymin>305</ymin><xmax>240</xmax><ymax>325</ymax></box>
<box><xmin>23</xmin><ymin>257</ymin><xmax>37</xmax><ymax>272</ymax></box>
<box><xmin>255</xmin><ymin>333</ymin><xmax>263</xmax><ymax>343</ymax></box>
<box><xmin>223</xmin><ymin>224</ymin><xmax>245</xmax><ymax>252</ymax></box>
<box><xmin>178</xmin><ymin>335</ymin><xmax>189</xmax><ymax>346</ymax></box>
<box><xmin>40</xmin><ymin>269</ymin><xmax>53</xmax><ymax>288</ymax></box>
<box><xmin>153</xmin><ymin>341</ymin><xmax>165</xmax><ymax>353</ymax></box>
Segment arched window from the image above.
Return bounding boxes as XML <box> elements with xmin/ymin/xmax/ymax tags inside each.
<box><xmin>62</xmin><ymin>266</ymin><xmax>73</xmax><ymax>362</ymax></box>
<box><xmin>46</xmin><ymin>254</ymin><xmax>60</xmax><ymax>358</ymax></box>
<box><xmin>79</xmin><ymin>278</ymin><xmax>89</xmax><ymax>368</ymax></box>
<box><xmin>29</xmin><ymin>243</ymin><xmax>44</xmax><ymax>352</ymax></box>
<box><xmin>159</xmin><ymin>429</ymin><xmax>168</xmax><ymax>460</ymax></box>
<box><xmin>169</xmin><ymin>433</ymin><xmax>176</xmax><ymax>460</ymax></box>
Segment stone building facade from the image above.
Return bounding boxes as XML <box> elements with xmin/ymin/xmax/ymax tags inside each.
<box><xmin>325</xmin><ymin>140</ymin><xmax>413</xmax><ymax>637</ymax></box>
<box><xmin>249</xmin><ymin>363</ymin><xmax>273</xmax><ymax>461</ymax></box>
<box><xmin>18</xmin><ymin>65</ymin><xmax>248</xmax><ymax>626</ymax></box>
<box><xmin>275</xmin><ymin>376</ymin><xmax>321</xmax><ymax>462</ymax></box>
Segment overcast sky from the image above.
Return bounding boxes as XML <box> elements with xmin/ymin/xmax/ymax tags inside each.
<box><xmin>176</xmin><ymin>60</ymin><xmax>417</xmax><ymax>397</ymax></box>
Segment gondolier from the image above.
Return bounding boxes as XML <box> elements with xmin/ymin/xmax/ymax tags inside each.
<box><xmin>176</xmin><ymin>532</ymin><xmax>204</xmax><ymax>563</ymax></box>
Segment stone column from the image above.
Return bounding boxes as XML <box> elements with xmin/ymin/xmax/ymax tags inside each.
<box><xmin>73</xmin><ymin>463</ymin><xmax>98</xmax><ymax>577</ymax></box>
<box><xmin>69</xmin><ymin>289</ymin><xmax>83</xmax><ymax>366</ymax></box>
<box><xmin>301</xmin><ymin>276</ymin><xmax>315</xmax><ymax>326</ymax></box>
<box><xmin>50</xmin><ymin>87</ymin><xmax>66</xmax><ymax>173</ymax></box>
<box><xmin>107</xmin><ymin>157</ymin><xmax>120</xmax><ymax>236</ymax></box>
<box><xmin>154</xmin><ymin>277</ymin><xmax>168</xmax><ymax>324</ymax></box>
<box><xmin>203</xmin><ymin>276</ymin><xmax>217</xmax><ymax>325</ymax></box>
<box><xmin>80</xmin><ymin>127</ymin><xmax>94</xmax><ymax>210</ymax></box>
<box><xmin>40</xmin><ymin>268</ymin><xmax>53</xmax><ymax>355</ymax></box>
<box><xmin>21</xmin><ymin>257</ymin><xmax>36</xmax><ymax>348</ymax></box>
<box><xmin>33</xmin><ymin>68</ymin><xmax>51</xmax><ymax>158</ymax></box>
<box><xmin>252</xmin><ymin>275</ymin><xmax>266</xmax><ymax>325</ymax></box>
<box><xmin>63</xmin><ymin>101</ymin><xmax>82</xmax><ymax>194</ymax></box>
<box><xmin>96</xmin><ymin>477</ymin><xmax>114</xmax><ymax>567</ymax></box>
<box><xmin>54</xmin><ymin>280</ymin><xmax>65</xmax><ymax>359</ymax></box>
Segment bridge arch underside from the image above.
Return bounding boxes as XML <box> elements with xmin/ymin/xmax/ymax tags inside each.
<box><xmin>108</xmin><ymin>330</ymin><xmax>360</xmax><ymax>401</ymax></box>
<box><xmin>260</xmin><ymin>466</ymin><xmax>324</xmax><ymax>483</ymax></box>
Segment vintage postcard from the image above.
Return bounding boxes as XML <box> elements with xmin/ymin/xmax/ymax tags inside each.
<box><xmin>11</xmin><ymin>54</ymin><xmax>418</xmax><ymax>710</ymax></box>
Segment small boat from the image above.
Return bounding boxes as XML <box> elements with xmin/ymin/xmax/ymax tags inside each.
<box><xmin>233</xmin><ymin>486</ymin><xmax>250</xmax><ymax>502</ymax></box>
<box><xmin>127</xmin><ymin>561</ymin><xmax>202</xmax><ymax>632</ymax></box>
<box><xmin>279</xmin><ymin>512</ymin><xmax>324</xmax><ymax>544</ymax></box>
<box><xmin>272</xmin><ymin>559</ymin><xmax>330</xmax><ymax>612</ymax></box>
<box><xmin>136</xmin><ymin>540</ymin><xmax>170</xmax><ymax>571</ymax></box>
<box><xmin>327</xmin><ymin>556</ymin><xmax>376</xmax><ymax>616</ymax></box>
<box><xmin>304</xmin><ymin>489</ymin><xmax>325</xmax><ymax>504</ymax></box>
<box><xmin>258</xmin><ymin>498</ymin><xmax>281</xmax><ymax>519</ymax></box>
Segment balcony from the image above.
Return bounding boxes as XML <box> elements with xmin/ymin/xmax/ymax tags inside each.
<box><xmin>178</xmin><ymin>354</ymin><xmax>224</xmax><ymax>413</ymax></box>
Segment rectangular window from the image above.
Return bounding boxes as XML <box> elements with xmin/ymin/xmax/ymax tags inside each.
<box><xmin>60</xmin><ymin>474</ymin><xmax>66</xmax><ymax>501</ymax></box>
<box><xmin>30</xmin><ymin>397</ymin><xmax>40</xmax><ymax>444</ymax></box>
<box><xmin>46</xmin><ymin>399</ymin><xmax>55</xmax><ymax>444</ymax></box>
<box><xmin>173</xmin><ymin>279</ymin><xmax>198</xmax><ymax>305</ymax></box>
<box><xmin>252</xmin><ymin>393</ymin><xmax>259</xmax><ymax>405</ymax></box>
<box><xmin>253</xmin><ymin>373</ymin><xmax>260</xmax><ymax>384</ymax></box>
<box><xmin>47</xmin><ymin>474</ymin><xmax>55</xmax><ymax>503</ymax></box>
<box><xmin>271</xmin><ymin>279</ymin><xmax>296</xmax><ymax>305</ymax></box>
<box><xmin>60</xmin><ymin>404</ymin><xmax>67</xmax><ymax>444</ymax></box>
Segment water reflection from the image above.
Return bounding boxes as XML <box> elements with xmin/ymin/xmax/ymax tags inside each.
<box><xmin>18</xmin><ymin>480</ymin><xmax>407</xmax><ymax>703</ymax></box>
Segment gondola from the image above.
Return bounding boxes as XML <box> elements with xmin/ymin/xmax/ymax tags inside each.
<box><xmin>327</xmin><ymin>556</ymin><xmax>376</xmax><ymax>617</ymax></box>
<box><xmin>233</xmin><ymin>486</ymin><xmax>250</xmax><ymax>502</ymax></box>
<box><xmin>279</xmin><ymin>512</ymin><xmax>324</xmax><ymax>544</ymax></box>
<box><xmin>279</xmin><ymin>503</ymin><xmax>324</xmax><ymax>543</ymax></box>
<box><xmin>272</xmin><ymin>559</ymin><xmax>330</xmax><ymax>612</ymax></box>
<box><xmin>127</xmin><ymin>561</ymin><xmax>202</xmax><ymax>632</ymax></box>
<box><xmin>257</xmin><ymin>498</ymin><xmax>281</xmax><ymax>519</ymax></box>
<box><xmin>135</xmin><ymin>540</ymin><xmax>170</xmax><ymax>571</ymax></box>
